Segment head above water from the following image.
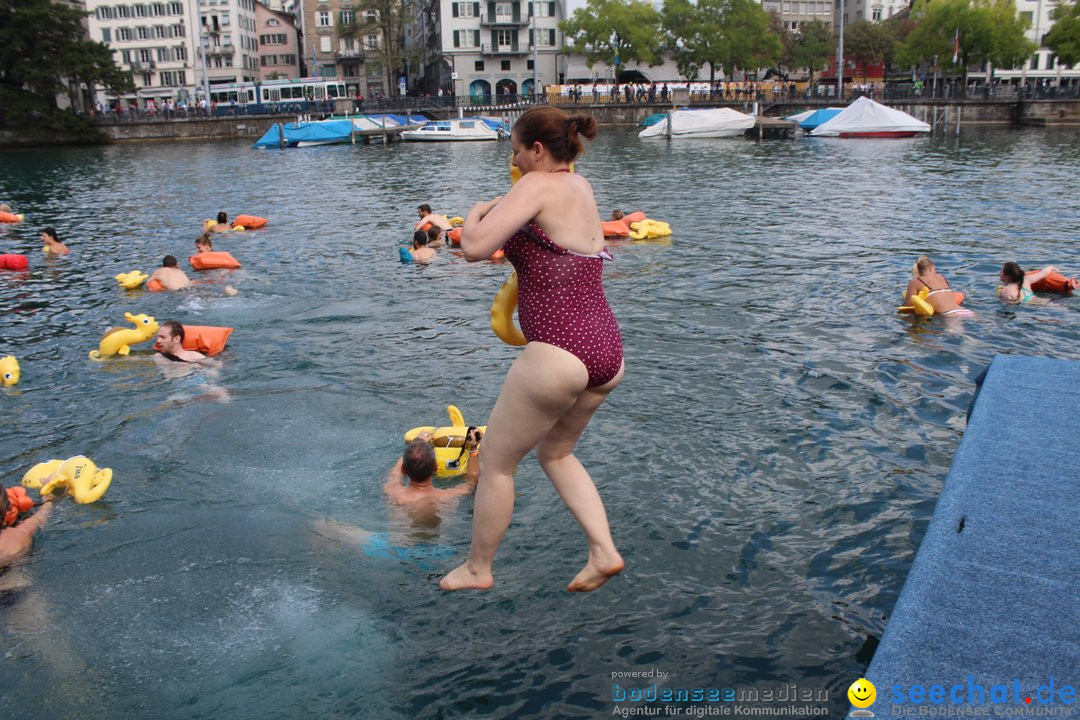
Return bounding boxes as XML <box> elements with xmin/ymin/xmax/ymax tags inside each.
<box><xmin>413</xmin><ymin>230</ymin><xmax>429</xmax><ymax>248</ymax></box>
<box><xmin>196</xmin><ymin>233</ymin><xmax>213</xmax><ymax>251</ymax></box>
<box><xmin>512</xmin><ymin>106</ymin><xmax>597</xmax><ymax>165</ymax></box>
<box><xmin>163</xmin><ymin>254</ymin><xmax>178</xmax><ymax>268</ymax></box>
<box><xmin>913</xmin><ymin>256</ymin><xmax>935</xmax><ymax>277</ymax></box>
<box><xmin>426</xmin><ymin>225</ymin><xmax>441</xmax><ymax>243</ymax></box>
<box><xmin>402</xmin><ymin>439</ymin><xmax>436</xmax><ymax>482</ymax></box>
<box><xmin>41</xmin><ymin>226</ymin><xmax>59</xmax><ymax>242</ymax></box>
<box><xmin>216</xmin><ymin>212</ymin><xmax>228</xmax><ymax>225</ymax></box>
<box><xmin>417</xmin><ymin>204</ymin><xmax>432</xmax><ymax>216</ymax></box>
<box><xmin>1001</xmin><ymin>261</ymin><xmax>1024</xmax><ymax>285</ymax></box>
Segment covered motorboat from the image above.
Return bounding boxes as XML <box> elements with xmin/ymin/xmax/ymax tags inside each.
<box><xmin>638</xmin><ymin>108</ymin><xmax>756</xmax><ymax>139</ymax></box>
<box><xmin>810</xmin><ymin>97</ymin><xmax>930</xmax><ymax>138</ymax></box>
<box><xmin>796</xmin><ymin>107</ymin><xmax>843</xmax><ymax>131</ymax></box>
<box><xmin>400</xmin><ymin>117</ymin><xmax>502</xmax><ymax>142</ymax></box>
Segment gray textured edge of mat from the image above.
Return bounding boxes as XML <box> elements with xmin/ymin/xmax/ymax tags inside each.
<box><xmin>858</xmin><ymin>355</ymin><xmax>1080</xmax><ymax>714</ymax></box>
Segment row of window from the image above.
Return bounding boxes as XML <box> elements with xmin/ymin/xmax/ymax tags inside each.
<box><xmin>453</xmin><ymin>1</ymin><xmax>556</xmax><ymax>18</ymax></box>
<box><xmin>119</xmin><ymin>45</ymin><xmax>187</xmax><ymax>62</ymax></box>
<box><xmin>102</xmin><ymin>24</ymin><xmax>186</xmax><ymax>41</ymax></box>
<box><xmin>159</xmin><ymin>70</ymin><xmax>188</xmax><ymax>85</ymax></box>
<box><xmin>452</xmin><ymin>28</ymin><xmax>556</xmax><ymax>48</ymax></box>
<box><xmin>471</xmin><ymin>59</ymin><xmax>535</xmax><ymax>71</ymax></box>
<box><xmin>260</xmin><ymin>54</ymin><xmax>298</xmax><ymax>66</ymax></box>
<box><xmin>260</xmin><ymin>33</ymin><xmax>289</xmax><ymax>45</ymax></box>
<box><xmin>317</xmin><ymin>35</ymin><xmax>379</xmax><ymax>52</ymax></box>
<box><xmin>315</xmin><ymin>9</ymin><xmax>378</xmax><ymax>27</ymax></box>
<box><xmin>95</xmin><ymin>2</ymin><xmax>184</xmax><ymax>20</ymax></box>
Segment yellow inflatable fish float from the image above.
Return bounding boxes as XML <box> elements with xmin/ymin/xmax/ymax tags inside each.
<box><xmin>404</xmin><ymin>405</ymin><xmax>487</xmax><ymax>478</ymax></box>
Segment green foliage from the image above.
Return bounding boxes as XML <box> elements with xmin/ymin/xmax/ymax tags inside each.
<box><xmin>896</xmin><ymin>0</ymin><xmax>1035</xmax><ymax>76</ymax></box>
<box><xmin>1046</xmin><ymin>1</ymin><xmax>1080</xmax><ymax>66</ymax></box>
<box><xmin>845</xmin><ymin>18</ymin><xmax>894</xmax><ymax>78</ymax></box>
<box><xmin>789</xmin><ymin>19</ymin><xmax>834</xmax><ymax>82</ymax></box>
<box><xmin>0</xmin><ymin>86</ymin><xmax>105</xmax><ymax>142</ymax></box>
<box><xmin>560</xmin><ymin>0</ymin><xmax>664</xmax><ymax>71</ymax></box>
<box><xmin>338</xmin><ymin>0</ymin><xmax>419</xmax><ymax>96</ymax></box>
<box><xmin>659</xmin><ymin>0</ymin><xmax>780</xmax><ymax>81</ymax></box>
<box><xmin>0</xmin><ymin>0</ymin><xmax>133</xmax><ymax>99</ymax></box>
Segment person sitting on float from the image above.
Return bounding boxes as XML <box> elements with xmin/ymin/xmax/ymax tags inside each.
<box><xmin>154</xmin><ymin>320</ymin><xmax>207</xmax><ymax>364</ymax></box>
<box><xmin>41</xmin><ymin>227</ymin><xmax>70</xmax><ymax>255</ymax></box>
<box><xmin>998</xmin><ymin>262</ymin><xmax>1066</xmax><ymax>303</ymax></box>
<box><xmin>147</xmin><ymin>255</ymin><xmax>191</xmax><ymax>291</ymax></box>
<box><xmin>414</xmin><ymin>204</ymin><xmax>452</xmax><ymax>234</ymax></box>
<box><xmin>385</xmin><ymin>429</ymin><xmax>482</xmax><ymax>508</ymax></box>
<box><xmin>1</xmin><ymin>482</ymin><xmax>54</xmax><ymax>570</ymax></box>
<box><xmin>409</xmin><ymin>230</ymin><xmax>436</xmax><ymax>264</ymax></box>
<box><xmin>903</xmin><ymin>255</ymin><xmax>972</xmax><ymax>317</ymax></box>
<box><xmin>207</xmin><ymin>212</ymin><xmax>230</xmax><ymax>233</ymax></box>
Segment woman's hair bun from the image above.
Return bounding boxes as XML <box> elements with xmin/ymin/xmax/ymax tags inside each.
<box><xmin>568</xmin><ymin>114</ymin><xmax>598</xmax><ymax>140</ymax></box>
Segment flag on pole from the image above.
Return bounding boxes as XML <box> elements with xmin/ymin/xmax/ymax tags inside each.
<box><xmin>952</xmin><ymin>29</ymin><xmax>960</xmax><ymax>64</ymax></box>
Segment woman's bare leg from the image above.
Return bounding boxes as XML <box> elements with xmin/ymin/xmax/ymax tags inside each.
<box><xmin>536</xmin><ymin>362</ymin><xmax>625</xmax><ymax>591</ymax></box>
<box><xmin>440</xmin><ymin>343</ymin><xmax>588</xmax><ymax>590</ymax></box>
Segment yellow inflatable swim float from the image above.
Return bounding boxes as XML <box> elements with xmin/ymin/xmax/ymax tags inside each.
<box><xmin>22</xmin><ymin>455</ymin><xmax>114</xmax><ymax>504</ymax></box>
<box><xmin>898</xmin><ymin>287</ymin><xmax>934</xmax><ymax>316</ymax></box>
<box><xmin>628</xmin><ymin>219</ymin><xmax>672</xmax><ymax>240</ymax></box>
<box><xmin>115</xmin><ymin>270</ymin><xmax>148</xmax><ymax>289</ymax></box>
<box><xmin>1</xmin><ymin>355</ymin><xmax>19</xmax><ymax>386</ymax></box>
<box><xmin>491</xmin><ymin>272</ymin><xmax>528</xmax><ymax>347</ymax></box>
<box><xmin>404</xmin><ymin>405</ymin><xmax>487</xmax><ymax>478</ymax></box>
<box><xmin>90</xmin><ymin>312</ymin><xmax>159</xmax><ymax>359</ymax></box>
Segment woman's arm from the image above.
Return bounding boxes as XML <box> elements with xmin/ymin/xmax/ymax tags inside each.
<box><xmin>903</xmin><ymin>278</ymin><xmax>921</xmax><ymax>305</ymax></box>
<box><xmin>1024</xmin><ymin>265</ymin><xmax>1057</xmax><ymax>287</ymax></box>
<box><xmin>460</xmin><ymin>174</ymin><xmax>547</xmax><ymax>261</ymax></box>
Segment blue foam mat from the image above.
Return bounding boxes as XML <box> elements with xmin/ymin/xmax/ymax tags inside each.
<box><xmin>860</xmin><ymin>355</ymin><xmax>1080</xmax><ymax>714</ymax></box>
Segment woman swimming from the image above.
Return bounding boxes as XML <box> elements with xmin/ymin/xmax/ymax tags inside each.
<box><xmin>904</xmin><ymin>256</ymin><xmax>971</xmax><ymax>317</ymax></box>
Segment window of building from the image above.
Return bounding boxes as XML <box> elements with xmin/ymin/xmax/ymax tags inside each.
<box><xmin>1031</xmin><ymin>53</ymin><xmax>1039</xmax><ymax>69</ymax></box>
<box><xmin>363</xmin><ymin>10</ymin><xmax>377</xmax><ymax>22</ymax></box>
<box><xmin>154</xmin><ymin>25</ymin><xmax>167</xmax><ymax>38</ymax></box>
<box><xmin>267</xmin><ymin>17</ymin><xmax>280</xmax><ymax>25</ymax></box>
<box><xmin>175</xmin><ymin>44</ymin><xmax>186</xmax><ymax>59</ymax></box>
<box><xmin>117</xmin><ymin>27</ymin><xmax>132</xmax><ymax>40</ymax></box>
<box><xmin>501</xmin><ymin>60</ymin><xmax>511</xmax><ymax>70</ymax></box>
<box><xmin>96</xmin><ymin>6</ymin><xmax>113</xmax><ymax>19</ymax></box>
<box><xmin>221</xmin><ymin>13</ymin><xmax>230</xmax><ymax>25</ymax></box>
<box><xmin>339</xmin><ymin>9</ymin><xmax>354</xmax><ymax>23</ymax></box>
<box><xmin>121</xmin><ymin>49</ymin><xmax>131</xmax><ymax>62</ymax></box>
<box><xmin>496</xmin><ymin>28</ymin><xmax>514</xmax><ymax>49</ymax></box>
<box><xmin>118</xmin><ymin>5</ymin><xmax>131</xmax><ymax>18</ymax></box>
<box><xmin>475</xmin><ymin>60</ymin><xmax>484</xmax><ymax>71</ymax></box>
<box><xmin>320</xmin><ymin>35</ymin><xmax>332</xmax><ymax>52</ymax></box>
<box><xmin>152</xmin><ymin>3</ymin><xmax>165</xmax><ymax>15</ymax></box>
<box><xmin>456</xmin><ymin>2</ymin><xmax>475</xmax><ymax>16</ymax></box>
<box><xmin>168</xmin><ymin>1</ymin><xmax>182</xmax><ymax>13</ymax></box>
<box><xmin>134</xmin><ymin>4</ymin><xmax>147</xmax><ymax>17</ymax></box>
<box><xmin>527</xmin><ymin>59</ymin><xmax>533</xmax><ymax>69</ymax></box>
<box><xmin>317</xmin><ymin>10</ymin><xmax>331</xmax><ymax>26</ymax></box>
<box><xmin>365</xmin><ymin>33</ymin><xmax>379</xmax><ymax>49</ymax></box>
<box><xmin>156</xmin><ymin>47</ymin><xmax>168</xmax><ymax>61</ymax></box>
<box><xmin>495</xmin><ymin>2</ymin><xmax>512</xmax><ymax>19</ymax></box>
<box><xmin>871</xmin><ymin>8</ymin><xmax>881</xmax><ymax>20</ymax></box>
<box><xmin>532</xmin><ymin>1</ymin><xmax>555</xmax><ymax>16</ymax></box>
<box><xmin>142</xmin><ymin>72</ymin><xmax>152</xmax><ymax>85</ymax></box>
<box><xmin>102</xmin><ymin>28</ymin><xmax>112</xmax><ymax>42</ymax></box>
<box><xmin>224</xmin><ymin>55</ymin><xmax>233</xmax><ymax>66</ymax></box>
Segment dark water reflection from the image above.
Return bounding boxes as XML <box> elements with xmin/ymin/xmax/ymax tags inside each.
<box><xmin>1</xmin><ymin>128</ymin><xmax>1078</xmax><ymax>718</ymax></box>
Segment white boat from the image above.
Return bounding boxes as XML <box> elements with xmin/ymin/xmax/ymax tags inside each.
<box><xmin>401</xmin><ymin>118</ymin><xmax>501</xmax><ymax>142</ymax></box>
<box><xmin>810</xmin><ymin>97</ymin><xmax>930</xmax><ymax>138</ymax></box>
<box><xmin>638</xmin><ymin>108</ymin><xmax>756</xmax><ymax>139</ymax></box>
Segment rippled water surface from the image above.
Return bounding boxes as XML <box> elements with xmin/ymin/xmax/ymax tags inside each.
<box><xmin>2</xmin><ymin>128</ymin><xmax>1079</xmax><ymax>718</ymax></box>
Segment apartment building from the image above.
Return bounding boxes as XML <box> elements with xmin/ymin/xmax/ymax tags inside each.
<box><xmin>763</xmin><ymin>0</ymin><xmax>834</xmax><ymax>32</ymax></box>
<box><xmin>411</xmin><ymin>0</ymin><xmax>565</xmax><ymax>99</ymax></box>
<box><xmin>256</xmin><ymin>2</ymin><xmax>301</xmax><ymax>80</ymax></box>
<box><xmin>86</xmin><ymin>0</ymin><xmax>266</xmax><ymax>107</ymax></box>
<box><xmin>298</xmin><ymin>0</ymin><xmax>384</xmax><ymax>98</ymax></box>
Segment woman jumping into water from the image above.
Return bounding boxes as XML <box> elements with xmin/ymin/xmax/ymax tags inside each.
<box><xmin>440</xmin><ymin>106</ymin><xmax>625</xmax><ymax>592</ymax></box>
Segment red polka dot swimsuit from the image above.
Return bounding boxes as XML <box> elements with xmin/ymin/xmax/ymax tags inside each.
<box><xmin>503</xmin><ymin>222</ymin><xmax>623</xmax><ymax>387</ymax></box>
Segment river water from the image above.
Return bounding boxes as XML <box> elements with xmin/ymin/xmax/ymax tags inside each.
<box><xmin>1</xmin><ymin>127</ymin><xmax>1078</xmax><ymax>719</ymax></box>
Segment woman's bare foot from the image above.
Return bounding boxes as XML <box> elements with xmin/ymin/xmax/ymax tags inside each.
<box><xmin>567</xmin><ymin>550</ymin><xmax>624</xmax><ymax>592</ymax></box>
<box><xmin>439</xmin><ymin>562</ymin><xmax>494</xmax><ymax>591</ymax></box>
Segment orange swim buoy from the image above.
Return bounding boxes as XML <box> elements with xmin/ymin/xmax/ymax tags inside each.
<box><xmin>602</xmin><ymin>220</ymin><xmax>630</xmax><ymax>238</ymax></box>
<box><xmin>180</xmin><ymin>325</ymin><xmax>234</xmax><ymax>356</ymax></box>
<box><xmin>147</xmin><ymin>279</ymin><xmax>165</xmax><ymax>292</ymax></box>
<box><xmin>623</xmin><ymin>211</ymin><xmax>647</xmax><ymax>224</ymax></box>
<box><xmin>3</xmin><ymin>486</ymin><xmax>35</xmax><ymax>527</ymax></box>
<box><xmin>231</xmin><ymin>215</ymin><xmax>268</xmax><ymax>230</ymax></box>
<box><xmin>1029</xmin><ymin>270</ymin><xmax>1078</xmax><ymax>294</ymax></box>
<box><xmin>189</xmin><ymin>252</ymin><xmax>241</xmax><ymax>271</ymax></box>
<box><xmin>0</xmin><ymin>211</ymin><xmax>24</xmax><ymax>224</ymax></box>
<box><xmin>447</xmin><ymin>227</ymin><xmax>463</xmax><ymax>245</ymax></box>
<box><xmin>0</xmin><ymin>254</ymin><xmax>29</xmax><ymax>271</ymax></box>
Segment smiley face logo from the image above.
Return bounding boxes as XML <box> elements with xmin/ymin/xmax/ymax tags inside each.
<box><xmin>848</xmin><ymin>678</ymin><xmax>877</xmax><ymax>708</ymax></box>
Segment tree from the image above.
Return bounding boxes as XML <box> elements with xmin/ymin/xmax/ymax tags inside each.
<box><xmin>1045</xmin><ymin>1</ymin><xmax>1080</xmax><ymax>66</ymax></box>
<box><xmin>0</xmin><ymin>0</ymin><xmax>133</xmax><ymax>120</ymax></box>
<box><xmin>788</xmin><ymin>19</ymin><xmax>834</xmax><ymax>84</ymax></box>
<box><xmin>338</xmin><ymin>0</ymin><xmax>420</xmax><ymax>97</ymax></box>
<box><xmin>660</xmin><ymin>0</ymin><xmax>781</xmax><ymax>81</ymax></box>
<box><xmin>896</xmin><ymin>0</ymin><xmax>1035</xmax><ymax>82</ymax></box>
<box><xmin>560</xmin><ymin>0</ymin><xmax>664</xmax><ymax>76</ymax></box>
<box><xmin>845</xmin><ymin>19</ymin><xmax>894</xmax><ymax>80</ymax></box>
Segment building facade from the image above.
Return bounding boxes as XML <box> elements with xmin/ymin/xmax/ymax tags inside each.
<box><xmin>256</xmin><ymin>3</ymin><xmax>301</xmax><ymax>80</ymax></box>
<box><xmin>297</xmin><ymin>0</ymin><xmax>384</xmax><ymax>98</ymax></box>
<box><xmin>411</xmin><ymin>0</ymin><xmax>565</xmax><ymax>99</ymax></box>
<box><xmin>764</xmin><ymin>0</ymin><xmax>835</xmax><ymax>32</ymax></box>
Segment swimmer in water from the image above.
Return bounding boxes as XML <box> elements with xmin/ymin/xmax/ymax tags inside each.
<box><xmin>207</xmin><ymin>212</ymin><xmax>230</xmax><ymax>233</ymax></box>
<box><xmin>153</xmin><ymin>320</ymin><xmax>207</xmax><ymax>363</ymax></box>
<box><xmin>414</xmin><ymin>204</ymin><xmax>452</xmax><ymax>234</ymax></box>
<box><xmin>41</xmin><ymin>227</ymin><xmax>70</xmax><ymax>255</ymax></box>
<box><xmin>1</xmin><ymin>482</ymin><xmax>54</xmax><ymax>570</ymax></box>
<box><xmin>147</xmin><ymin>255</ymin><xmax>191</xmax><ymax>291</ymax></box>
<box><xmin>998</xmin><ymin>262</ymin><xmax>1068</xmax><ymax>303</ymax></box>
<box><xmin>409</xmin><ymin>230</ymin><xmax>436</xmax><ymax>264</ymax></box>
<box><xmin>904</xmin><ymin>255</ymin><xmax>972</xmax><ymax>318</ymax></box>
